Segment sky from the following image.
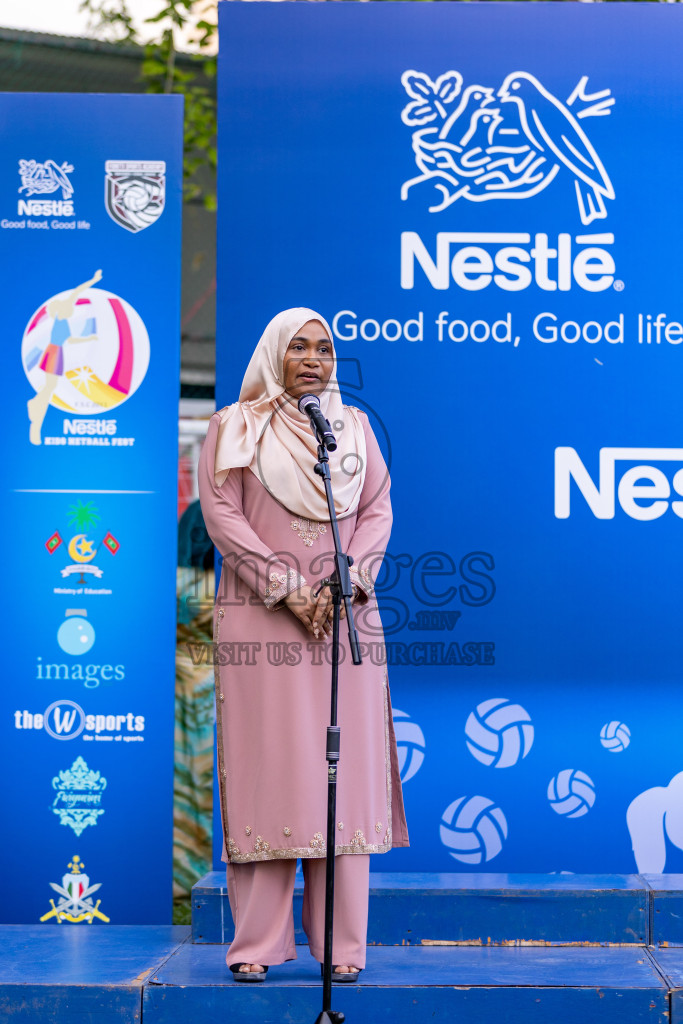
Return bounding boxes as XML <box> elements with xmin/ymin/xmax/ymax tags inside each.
<box><xmin>0</xmin><ymin>0</ymin><xmax>211</xmax><ymax>50</ymax></box>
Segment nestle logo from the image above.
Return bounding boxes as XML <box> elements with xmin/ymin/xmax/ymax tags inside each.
<box><xmin>402</xmin><ymin>232</ymin><xmax>615</xmax><ymax>292</ymax></box>
<box><xmin>555</xmin><ymin>448</ymin><xmax>683</xmax><ymax>520</ymax></box>
<box><xmin>18</xmin><ymin>200</ymin><xmax>74</xmax><ymax>217</ymax></box>
<box><xmin>63</xmin><ymin>419</ymin><xmax>116</xmax><ymax>436</ymax></box>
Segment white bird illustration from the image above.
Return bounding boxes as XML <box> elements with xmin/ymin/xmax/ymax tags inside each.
<box><xmin>437</xmin><ymin>83</ymin><xmax>496</xmax><ymax>139</ymax></box>
<box><xmin>497</xmin><ymin>71</ymin><xmax>615</xmax><ymax>224</ymax></box>
<box><xmin>401</xmin><ymin>69</ymin><xmax>615</xmax><ymax>220</ymax></box>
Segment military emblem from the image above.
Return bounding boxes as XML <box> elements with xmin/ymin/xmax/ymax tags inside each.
<box><xmin>40</xmin><ymin>855</ymin><xmax>110</xmax><ymax>924</ymax></box>
<box><xmin>52</xmin><ymin>755</ymin><xmax>107</xmax><ymax>836</ymax></box>
<box><xmin>401</xmin><ymin>71</ymin><xmax>615</xmax><ymax>225</ymax></box>
<box><xmin>105</xmin><ymin>159</ymin><xmax>165</xmax><ymax>233</ymax></box>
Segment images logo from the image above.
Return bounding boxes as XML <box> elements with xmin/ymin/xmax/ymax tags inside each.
<box><xmin>105</xmin><ymin>160</ymin><xmax>165</xmax><ymax>233</ymax></box>
<box><xmin>401</xmin><ymin>71</ymin><xmax>614</xmax><ymax>223</ymax></box>
<box><xmin>40</xmin><ymin>855</ymin><xmax>110</xmax><ymax>924</ymax></box>
<box><xmin>18</xmin><ymin>159</ymin><xmax>75</xmax><ymax>216</ymax></box>
<box><xmin>52</xmin><ymin>755</ymin><xmax>106</xmax><ymax>835</ymax></box>
<box><xmin>22</xmin><ymin>272</ymin><xmax>150</xmax><ymax>438</ymax></box>
<box><xmin>57</xmin><ymin>609</ymin><xmax>95</xmax><ymax>655</ymax></box>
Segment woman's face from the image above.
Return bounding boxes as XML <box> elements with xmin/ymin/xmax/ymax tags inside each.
<box><xmin>282</xmin><ymin>320</ymin><xmax>334</xmax><ymax>400</ymax></box>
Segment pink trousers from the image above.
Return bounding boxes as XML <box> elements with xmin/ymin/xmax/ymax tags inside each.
<box><xmin>226</xmin><ymin>854</ymin><xmax>370</xmax><ymax>968</ymax></box>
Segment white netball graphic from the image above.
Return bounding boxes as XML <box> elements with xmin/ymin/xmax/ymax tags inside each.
<box><xmin>600</xmin><ymin>721</ymin><xmax>630</xmax><ymax>753</ymax></box>
<box><xmin>464</xmin><ymin>697</ymin><xmax>533</xmax><ymax>768</ymax></box>
<box><xmin>547</xmin><ymin>769</ymin><xmax>596</xmax><ymax>818</ymax></box>
<box><xmin>439</xmin><ymin>795</ymin><xmax>507</xmax><ymax>865</ymax></box>
<box><xmin>393</xmin><ymin>708</ymin><xmax>425</xmax><ymax>783</ymax></box>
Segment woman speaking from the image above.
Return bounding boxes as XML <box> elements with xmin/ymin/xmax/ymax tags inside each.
<box><xmin>198</xmin><ymin>307</ymin><xmax>409</xmax><ymax>983</ymax></box>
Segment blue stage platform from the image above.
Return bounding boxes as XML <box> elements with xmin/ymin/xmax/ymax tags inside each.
<box><xmin>5</xmin><ymin>874</ymin><xmax>683</xmax><ymax>1022</ymax></box>
<box><xmin>645</xmin><ymin>875</ymin><xmax>683</xmax><ymax>945</ymax></box>
<box><xmin>144</xmin><ymin>942</ymin><xmax>670</xmax><ymax>1023</ymax></box>
<box><xmin>193</xmin><ymin>870</ymin><xmax>652</xmax><ymax>945</ymax></box>
<box><xmin>0</xmin><ymin>925</ymin><xmax>188</xmax><ymax>1022</ymax></box>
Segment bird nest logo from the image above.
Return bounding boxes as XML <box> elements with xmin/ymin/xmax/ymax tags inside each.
<box><xmin>18</xmin><ymin>159</ymin><xmax>74</xmax><ymax>200</ymax></box>
<box><xmin>400</xmin><ymin>70</ymin><xmax>615</xmax><ymax>225</ymax></box>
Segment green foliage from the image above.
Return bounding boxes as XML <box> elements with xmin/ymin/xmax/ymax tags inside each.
<box><xmin>67</xmin><ymin>499</ymin><xmax>101</xmax><ymax>530</ymax></box>
<box><xmin>78</xmin><ymin>0</ymin><xmax>667</xmax><ymax>208</ymax></box>
<box><xmin>80</xmin><ymin>0</ymin><xmax>218</xmax><ymax>209</ymax></box>
<box><xmin>79</xmin><ymin>0</ymin><xmax>137</xmax><ymax>44</ymax></box>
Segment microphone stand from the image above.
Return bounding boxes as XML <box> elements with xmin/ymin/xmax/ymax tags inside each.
<box><xmin>311</xmin><ymin>430</ymin><xmax>362</xmax><ymax>1024</ymax></box>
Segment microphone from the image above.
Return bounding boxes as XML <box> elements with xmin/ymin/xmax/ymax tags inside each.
<box><xmin>298</xmin><ymin>393</ymin><xmax>337</xmax><ymax>451</ymax></box>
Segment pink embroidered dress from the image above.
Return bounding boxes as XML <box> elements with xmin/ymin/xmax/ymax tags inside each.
<box><xmin>198</xmin><ymin>406</ymin><xmax>409</xmax><ymax>864</ymax></box>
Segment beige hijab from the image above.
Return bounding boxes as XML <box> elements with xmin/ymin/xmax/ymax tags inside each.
<box><xmin>213</xmin><ymin>308</ymin><xmax>367</xmax><ymax>521</ymax></box>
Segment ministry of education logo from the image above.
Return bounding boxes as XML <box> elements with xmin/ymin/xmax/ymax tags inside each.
<box><xmin>40</xmin><ymin>855</ymin><xmax>110</xmax><ymax>924</ymax></box>
<box><xmin>105</xmin><ymin>160</ymin><xmax>165</xmax><ymax>233</ymax></box>
<box><xmin>52</xmin><ymin>755</ymin><xmax>107</xmax><ymax>836</ymax></box>
<box><xmin>45</xmin><ymin>499</ymin><xmax>120</xmax><ymax>595</ymax></box>
<box><xmin>401</xmin><ymin>70</ymin><xmax>615</xmax><ymax>224</ymax></box>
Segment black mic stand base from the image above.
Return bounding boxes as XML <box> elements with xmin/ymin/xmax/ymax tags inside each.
<box><xmin>310</xmin><ymin>437</ymin><xmax>362</xmax><ymax>1024</ymax></box>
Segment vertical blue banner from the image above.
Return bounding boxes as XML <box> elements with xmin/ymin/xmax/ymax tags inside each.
<box><xmin>218</xmin><ymin>3</ymin><xmax>683</xmax><ymax>874</ymax></box>
<box><xmin>1</xmin><ymin>94</ymin><xmax>183</xmax><ymax>923</ymax></box>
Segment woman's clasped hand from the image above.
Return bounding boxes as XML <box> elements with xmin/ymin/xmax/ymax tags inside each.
<box><xmin>284</xmin><ymin>583</ymin><xmax>355</xmax><ymax>638</ymax></box>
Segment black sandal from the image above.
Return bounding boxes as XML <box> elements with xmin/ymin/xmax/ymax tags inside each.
<box><xmin>320</xmin><ymin>963</ymin><xmax>362</xmax><ymax>983</ymax></box>
<box><xmin>230</xmin><ymin>962</ymin><xmax>269</xmax><ymax>982</ymax></box>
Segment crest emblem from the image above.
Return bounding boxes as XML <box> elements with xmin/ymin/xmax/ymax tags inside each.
<box><xmin>52</xmin><ymin>755</ymin><xmax>107</xmax><ymax>835</ymax></box>
<box><xmin>39</xmin><ymin>855</ymin><xmax>110</xmax><ymax>924</ymax></box>
<box><xmin>401</xmin><ymin>71</ymin><xmax>615</xmax><ymax>225</ymax></box>
<box><xmin>45</xmin><ymin>500</ymin><xmax>120</xmax><ymax>593</ymax></box>
<box><xmin>105</xmin><ymin>160</ymin><xmax>165</xmax><ymax>233</ymax></box>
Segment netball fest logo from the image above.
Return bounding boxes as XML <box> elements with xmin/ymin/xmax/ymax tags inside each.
<box><xmin>105</xmin><ymin>160</ymin><xmax>165</xmax><ymax>233</ymax></box>
<box><xmin>400</xmin><ymin>71</ymin><xmax>614</xmax><ymax>224</ymax></box>
<box><xmin>22</xmin><ymin>269</ymin><xmax>150</xmax><ymax>445</ymax></box>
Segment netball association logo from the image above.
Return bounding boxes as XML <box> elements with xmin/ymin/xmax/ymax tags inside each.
<box><xmin>105</xmin><ymin>160</ymin><xmax>165</xmax><ymax>233</ymax></box>
<box><xmin>400</xmin><ymin>70</ymin><xmax>614</xmax><ymax>224</ymax></box>
<box><xmin>22</xmin><ymin>270</ymin><xmax>150</xmax><ymax>444</ymax></box>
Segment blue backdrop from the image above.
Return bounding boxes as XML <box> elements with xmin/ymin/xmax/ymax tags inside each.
<box><xmin>2</xmin><ymin>94</ymin><xmax>183</xmax><ymax>922</ymax></box>
<box><xmin>216</xmin><ymin>2</ymin><xmax>683</xmax><ymax>874</ymax></box>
